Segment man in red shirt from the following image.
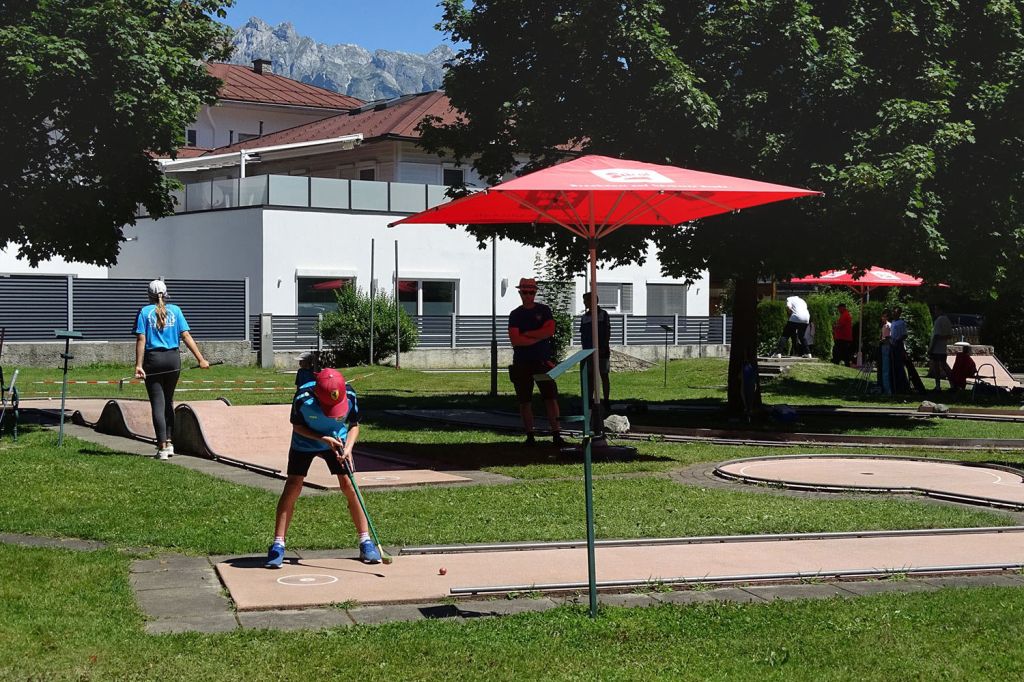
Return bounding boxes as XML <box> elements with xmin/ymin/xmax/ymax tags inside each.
<box><xmin>832</xmin><ymin>303</ymin><xmax>854</xmax><ymax>366</ymax></box>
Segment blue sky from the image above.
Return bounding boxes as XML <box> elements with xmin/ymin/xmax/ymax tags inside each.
<box><xmin>222</xmin><ymin>1</ymin><xmax>452</xmax><ymax>53</ymax></box>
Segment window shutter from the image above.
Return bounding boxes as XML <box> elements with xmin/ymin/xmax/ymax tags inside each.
<box><xmin>596</xmin><ymin>283</ymin><xmax>619</xmax><ymax>311</ymax></box>
<box><xmin>646</xmin><ymin>284</ymin><xmax>688</xmax><ymax>315</ymax></box>
<box><xmin>621</xmin><ymin>284</ymin><xmax>633</xmax><ymax>314</ymax></box>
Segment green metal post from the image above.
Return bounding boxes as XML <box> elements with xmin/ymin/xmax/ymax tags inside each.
<box><xmin>58</xmin><ymin>336</ymin><xmax>71</xmax><ymax>447</ymax></box>
<box><xmin>581</xmin><ymin>360</ymin><xmax>597</xmax><ymax>618</ymax></box>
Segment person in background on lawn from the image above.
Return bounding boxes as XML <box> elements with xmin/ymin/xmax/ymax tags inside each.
<box><xmin>265</xmin><ymin>368</ymin><xmax>381</xmax><ymax>568</ymax></box>
<box><xmin>832</xmin><ymin>303</ymin><xmax>854</xmax><ymax>366</ymax></box>
<box><xmin>581</xmin><ymin>291</ymin><xmax>612</xmax><ymax>413</ymax></box>
<box><xmin>877</xmin><ymin>309</ymin><xmax>893</xmax><ymax>395</ymax></box>
<box><xmin>929</xmin><ymin>305</ymin><xmax>954</xmax><ymax>391</ymax></box>
<box><xmin>775</xmin><ymin>295</ymin><xmax>810</xmax><ymax>358</ymax></box>
<box><xmin>888</xmin><ymin>306</ymin><xmax>910</xmax><ymax>393</ymax></box>
<box><xmin>804</xmin><ymin>319</ymin><xmax>816</xmax><ymax>358</ymax></box>
<box><xmin>134</xmin><ymin>279</ymin><xmax>209</xmax><ymax>460</ymax></box>
<box><xmin>295</xmin><ymin>351</ymin><xmax>316</xmax><ymax>388</ymax></box>
<box><xmin>949</xmin><ymin>342</ymin><xmax>977</xmax><ymax>392</ymax></box>
<box><xmin>507</xmin><ymin>278</ymin><xmax>564</xmax><ymax>447</ymax></box>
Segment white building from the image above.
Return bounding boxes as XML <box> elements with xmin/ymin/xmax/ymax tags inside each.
<box><xmin>13</xmin><ymin>60</ymin><xmax>711</xmax><ymax>318</ymax></box>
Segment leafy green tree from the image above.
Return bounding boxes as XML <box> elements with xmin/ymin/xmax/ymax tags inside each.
<box><xmin>0</xmin><ymin>0</ymin><xmax>233</xmax><ymax>266</ymax></box>
<box><xmin>423</xmin><ymin>0</ymin><xmax>1024</xmax><ymax>411</ymax></box>
<box><xmin>318</xmin><ymin>285</ymin><xmax>418</xmax><ymax>367</ymax></box>
<box><xmin>533</xmin><ymin>249</ymin><xmax>575</xmax><ymax>362</ymax></box>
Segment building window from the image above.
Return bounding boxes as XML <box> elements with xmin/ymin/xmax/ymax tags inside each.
<box><xmin>596</xmin><ymin>283</ymin><xmax>633</xmax><ymax>314</ymax></box>
<box><xmin>186</xmin><ymin>129</ymin><xmax>197</xmax><ymax>147</ymax></box>
<box><xmin>442</xmin><ymin>168</ymin><xmax>465</xmax><ymax>187</ymax></box>
<box><xmin>646</xmin><ymin>283</ymin><xmax>688</xmax><ymax>316</ymax></box>
<box><xmin>358</xmin><ymin>167</ymin><xmax>376</xmax><ymax>181</ymax></box>
<box><xmin>297</xmin><ymin>276</ymin><xmax>353</xmax><ymax>316</ymax></box>
<box><xmin>398</xmin><ymin>279</ymin><xmax>457</xmax><ymax>316</ymax></box>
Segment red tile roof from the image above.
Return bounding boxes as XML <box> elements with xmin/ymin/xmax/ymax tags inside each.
<box><xmin>208</xmin><ymin>91</ymin><xmax>460</xmax><ymax>154</ymax></box>
<box><xmin>207</xmin><ymin>62</ymin><xmax>364</xmax><ymax>110</ymax></box>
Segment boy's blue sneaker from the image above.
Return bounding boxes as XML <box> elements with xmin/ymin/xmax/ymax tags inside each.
<box><xmin>359</xmin><ymin>539</ymin><xmax>382</xmax><ymax>564</ymax></box>
<box><xmin>265</xmin><ymin>542</ymin><xmax>285</xmax><ymax>569</ymax></box>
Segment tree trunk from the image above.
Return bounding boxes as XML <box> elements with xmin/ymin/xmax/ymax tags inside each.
<box><xmin>727</xmin><ymin>275</ymin><xmax>761</xmax><ymax>414</ymax></box>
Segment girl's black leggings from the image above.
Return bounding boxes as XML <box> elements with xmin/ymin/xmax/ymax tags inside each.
<box><xmin>143</xmin><ymin>348</ymin><xmax>181</xmax><ymax>444</ymax></box>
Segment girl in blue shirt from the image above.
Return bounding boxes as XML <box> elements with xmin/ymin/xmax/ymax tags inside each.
<box><xmin>134</xmin><ymin>279</ymin><xmax>209</xmax><ymax>459</ymax></box>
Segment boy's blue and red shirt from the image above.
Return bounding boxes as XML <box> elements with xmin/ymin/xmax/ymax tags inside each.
<box><xmin>289</xmin><ymin>380</ymin><xmax>360</xmax><ymax>452</ymax></box>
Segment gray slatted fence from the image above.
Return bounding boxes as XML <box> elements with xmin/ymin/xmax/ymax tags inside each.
<box><xmin>266</xmin><ymin>313</ymin><xmax>732</xmax><ymax>353</ymax></box>
<box><xmin>0</xmin><ymin>276</ymin><xmax>247</xmax><ymax>341</ymax></box>
<box><xmin>0</xmin><ymin>276</ymin><xmax>69</xmax><ymax>341</ymax></box>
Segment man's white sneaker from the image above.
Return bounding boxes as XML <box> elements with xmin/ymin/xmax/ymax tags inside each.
<box><xmin>156</xmin><ymin>447</ymin><xmax>171</xmax><ymax>461</ymax></box>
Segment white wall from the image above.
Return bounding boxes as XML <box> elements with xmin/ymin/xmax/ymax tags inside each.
<box><xmin>190</xmin><ymin>102</ymin><xmax>346</xmax><ymax>150</ymax></box>
<box><xmin>111</xmin><ymin>209</ymin><xmax>265</xmax><ymax>311</ymax></box>
<box><xmin>0</xmin><ymin>248</ymin><xmax>107</xmax><ymax>278</ymax></box>
<box><xmin>113</xmin><ymin>205</ymin><xmax>710</xmax><ymax>318</ymax></box>
<box><xmin>260</xmin><ymin>209</ymin><xmax>709</xmax><ymax>317</ymax></box>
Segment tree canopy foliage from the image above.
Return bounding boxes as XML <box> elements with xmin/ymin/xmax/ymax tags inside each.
<box><xmin>422</xmin><ymin>0</ymin><xmax>1024</xmax><ymax>407</ymax></box>
<box><xmin>0</xmin><ymin>0</ymin><xmax>233</xmax><ymax>266</ymax></box>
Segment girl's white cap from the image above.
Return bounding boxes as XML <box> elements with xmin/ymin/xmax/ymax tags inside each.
<box><xmin>148</xmin><ymin>279</ymin><xmax>167</xmax><ymax>296</ymax></box>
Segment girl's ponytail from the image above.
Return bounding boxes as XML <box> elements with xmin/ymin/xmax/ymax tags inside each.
<box><xmin>156</xmin><ymin>294</ymin><xmax>167</xmax><ymax>330</ymax></box>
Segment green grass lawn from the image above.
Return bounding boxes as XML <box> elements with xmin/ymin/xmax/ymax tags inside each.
<box><xmin>4</xmin><ymin>358</ymin><xmax>1024</xmax><ymax>680</ymax></box>
<box><xmin>2</xmin><ymin>429</ymin><xmax>1009</xmax><ymax>552</ymax></box>
<box><xmin>16</xmin><ymin>358</ymin><xmax>1024</xmax><ymax>441</ymax></box>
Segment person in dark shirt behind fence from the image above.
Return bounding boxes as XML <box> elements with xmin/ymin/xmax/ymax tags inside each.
<box><xmin>580</xmin><ymin>291</ymin><xmax>612</xmax><ymax>413</ymax></box>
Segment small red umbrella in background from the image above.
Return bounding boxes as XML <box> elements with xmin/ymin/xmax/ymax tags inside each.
<box><xmin>790</xmin><ymin>266</ymin><xmax>928</xmax><ymax>365</ymax></box>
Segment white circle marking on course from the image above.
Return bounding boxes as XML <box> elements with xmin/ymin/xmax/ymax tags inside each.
<box><xmin>277</xmin><ymin>574</ymin><xmax>338</xmax><ymax>587</ymax></box>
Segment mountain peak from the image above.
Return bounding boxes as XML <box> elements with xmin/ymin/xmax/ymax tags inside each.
<box><xmin>229</xmin><ymin>18</ymin><xmax>449</xmax><ymax>101</ymax></box>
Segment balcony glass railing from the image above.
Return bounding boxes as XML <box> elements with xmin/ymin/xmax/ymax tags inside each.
<box><xmin>140</xmin><ymin>176</ymin><xmax>454</xmax><ymax>217</ymax></box>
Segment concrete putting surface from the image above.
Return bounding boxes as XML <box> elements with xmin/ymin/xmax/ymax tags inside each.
<box><xmin>216</xmin><ymin>527</ymin><xmax>1024</xmax><ymax>610</ymax></box>
<box><xmin>23</xmin><ymin>398</ymin><xmax>470</xmax><ymax>489</ymax></box>
<box><xmin>717</xmin><ymin>455</ymin><xmax>1024</xmax><ymax>508</ymax></box>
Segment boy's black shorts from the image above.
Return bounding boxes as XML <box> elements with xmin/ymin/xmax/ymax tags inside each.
<box><xmin>287</xmin><ymin>448</ymin><xmax>344</xmax><ymax>477</ymax></box>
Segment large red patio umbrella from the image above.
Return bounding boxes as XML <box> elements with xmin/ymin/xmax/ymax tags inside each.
<box><xmin>390</xmin><ymin>155</ymin><xmax>819</xmax><ymax>616</ymax></box>
<box><xmin>391</xmin><ymin>155</ymin><xmax>820</xmax><ymax>412</ymax></box>
<box><xmin>790</xmin><ymin>266</ymin><xmax>925</xmax><ymax>364</ymax></box>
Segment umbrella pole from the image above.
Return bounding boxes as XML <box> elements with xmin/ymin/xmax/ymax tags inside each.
<box><xmin>857</xmin><ymin>288</ymin><xmax>865</xmax><ymax>367</ymax></box>
<box><xmin>586</xmin><ymin>237</ymin><xmax>600</xmax><ymax>618</ymax></box>
<box><xmin>588</xmin><ymin>239</ymin><xmax>604</xmax><ymax>429</ymax></box>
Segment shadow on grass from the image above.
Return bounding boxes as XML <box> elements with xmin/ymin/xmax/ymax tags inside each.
<box><xmin>369</xmin><ymin>439</ymin><xmax>667</xmax><ymax>471</ymax></box>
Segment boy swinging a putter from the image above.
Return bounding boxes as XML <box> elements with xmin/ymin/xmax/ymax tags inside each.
<box><xmin>265</xmin><ymin>368</ymin><xmax>381</xmax><ymax>568</ymax></box>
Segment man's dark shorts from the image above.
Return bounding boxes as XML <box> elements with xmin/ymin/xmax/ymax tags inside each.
<box><xmin>287</xmin><ymin>448</ymin><xmax>345</xmax><ymax>477</ymax></box>
<box><xmin>509</xmin><ymin>362</ymin><xmax>558</xmax><ymax>404</ymax></box>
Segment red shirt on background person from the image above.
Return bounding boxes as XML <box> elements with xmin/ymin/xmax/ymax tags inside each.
<box><xmin>833</xmin><ymin>306</ymin><xmax>854</xmax><ymax>342</ymax></box>
<box><xmin>950</xmin><ymin>344</ymin><xmax>977</xmax><ymax>390</ymax></box>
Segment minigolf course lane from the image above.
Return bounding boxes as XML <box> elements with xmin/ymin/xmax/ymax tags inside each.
<box><xmin>216</xmin><ymin>527</ymin><xmax>1024</xmax><ymax>610</ymax></box>
<box><xmin>171</xmin><ymin>401</ymin><xmax>470</xmax><ymax>489</ymax></box>
<box><xmin>22</xmin><ymin>398</ymin><xmax>469</xmax><ymax>489</ymax></box>
<box><xmin>716</xmin><ymin>455</ymin><xmax>1024</xmax><ymax>508</ymax></box>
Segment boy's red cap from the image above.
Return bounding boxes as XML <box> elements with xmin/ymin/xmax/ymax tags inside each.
<box><xmin>313</xmin><ymin>368</ymin><xmax>348</xmax><ymax>418</ymax></box>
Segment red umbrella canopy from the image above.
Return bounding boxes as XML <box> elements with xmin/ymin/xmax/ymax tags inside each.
<box><xmin>791</xmin><ymin>266</ymin><xmax>923</xmax><ymax>289</ymax></box>
<box><xmin>389</xmin><ymin>155</ymin><xmax>819</xmax><ymax>237</ymax></box>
